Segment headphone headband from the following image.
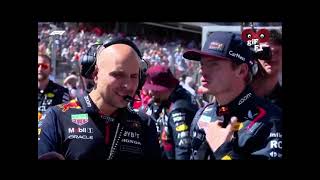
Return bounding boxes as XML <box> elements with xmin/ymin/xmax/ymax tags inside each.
<box><xmin>80</xmin><ymin>37</ymin><xmax>148</xmax><ymax>93</ymax></box>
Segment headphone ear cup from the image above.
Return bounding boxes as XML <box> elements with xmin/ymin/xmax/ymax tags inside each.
<box><xmin>137</xmin><ymin>59</ymin><xmax>149</xmax><ymax>92</ymax></box>
<box><xmin>80</xmin><ymin>53</ymin><xmax>96</xmax><ymax>79</ymax></box>
<box><xmin>251</xmin><ymin>61</ymin><xmax>258</xmax><ymax>76</ymax></box>
<box><xmin>137</xmin><ymin>69</ymin><xmax>147</xmax><ymax>92</ymax></box>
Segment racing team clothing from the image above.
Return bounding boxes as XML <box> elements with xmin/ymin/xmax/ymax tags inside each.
<box><xmin>190</xmin><ymin>86</ymin><xmax>282</xmax><ymax>160</ymax></box>
<box><xmin>265</xmin><ymin>83</ymin><xmax>282</xmax><ymax>109</ymax></box>
<box><xmin>38</xmin><ymin>93</ymin><xmax>161</xmax><ymax>160</ymax></box>
<box><xmin>145</xmin><ymin>85</ymin><xmax>199</xmax><ymax>160</ymax></box>
<box><xmin>38</xmin><ymin>80</ymin><xmax>70</xmax><ymax>121</ymax></box>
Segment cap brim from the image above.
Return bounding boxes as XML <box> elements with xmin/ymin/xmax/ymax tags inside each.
<box><xmin>183</xmin><ymin>49</ymin><xmax>229</xmax><ymax>61</ymax></box>
<box><xmin>143</xmin><ymin>83</ymin><xmax>171</xmax><ymax>92</ymax></box>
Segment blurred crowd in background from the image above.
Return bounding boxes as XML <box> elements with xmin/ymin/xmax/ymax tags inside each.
<box><xmin>38</xmin><ymin>22</ymin><xmax>202</xmax><ymax>101</ymax></box>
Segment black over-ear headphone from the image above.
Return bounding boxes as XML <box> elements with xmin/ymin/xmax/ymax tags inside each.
<box><xmin>80</xmin><ymin>37</ymin><xmax>148</xmax><ymax>92</ymax></box>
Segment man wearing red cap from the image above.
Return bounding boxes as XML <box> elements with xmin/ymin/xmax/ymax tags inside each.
<box><xmin>143</xmin><ymin>65</ymin><xmax>199</xmax><ymax>160</ymax></box>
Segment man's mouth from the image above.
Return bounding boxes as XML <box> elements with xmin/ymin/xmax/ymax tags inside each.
<box><xmin>201</xmin><ymin>77</ymin><xmax>209</xmax><ymax>86</ymax></box>
<box><xmin>116</xmin><ymin>93</ymin><xmax>126</xmax><ymax>97</ymax></box>
<box><xmin>115</xmin><ymin>92</ymin><xmax>131</xmax><ymax>100</ymax></box>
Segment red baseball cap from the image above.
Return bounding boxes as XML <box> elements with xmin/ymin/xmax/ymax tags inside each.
<box><xmin>143</xmin><ymin>65</ymin><xmax>179</xmax><ymax>92</ymax></box>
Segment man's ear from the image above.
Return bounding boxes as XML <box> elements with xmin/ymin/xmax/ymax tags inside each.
<box><xmin>237</xmin><ymin>63</ymin><xmax>249</xmax><ymax>79</ymax></box>
<box><xmin>92</xmin><ymin>65</ymin><xmax>99</xmax><ymax>82</ymax></box>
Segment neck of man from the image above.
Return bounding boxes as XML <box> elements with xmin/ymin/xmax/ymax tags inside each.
<box><xmin>252</xmin><ymin>72</ymin><xmax>279</xmax><ymax>97</ymax></box>
<box><xmin>215</xmin><ymin>83</ymin><xmax>246</xmax><ymax>106</ymax></box>
<box><xmin>89</xmin><ymin>90</ymin><xmax>117</xmax><ymax>116</ymax></box>
<box><xmin>160</xmin><ymin>88</ymin><xmax>174</xmax><ymax>103</ymax></box>
<box><xmin>38</xmin><ymin>78</ymin><xmax>50</xmax><ymax>91</ymax></box>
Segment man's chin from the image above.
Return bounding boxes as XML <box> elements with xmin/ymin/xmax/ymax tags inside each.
<box><xmin>38</xmin><ymin>75</ymin><xmax>47</xmax><ymax>81</ymax></box>
<box><xmin>199</xmin><ymin>86</ymin><xmax>210</xmax><ymax>94</ymax></box>
<box><xmin>153</xmin><ymin>98</ymin><xmax>161</xmax><ymax>103</ymax></box>
<box><xmin>118</xmin><ymin>103</ymin><xmax>128</xmax><ymax>109</ymax></box>
<box><xmin>117</xmin><ymin>98</ymin><xmax>129</xmax><ymax>108</ymax></box>
<box><xmin>110</xmin><ymin>101</ymin><xmax>127</xmax><ymax>109</ymax></box>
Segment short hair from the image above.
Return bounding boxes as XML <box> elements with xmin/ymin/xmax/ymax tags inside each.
<box><xmin>269</xmin><ymin>29</ymin><xmax>282</xmax><ymax>45</ymax></box>
<box><xmin>38</xmin><ymin>53</ymin><xmax>52</xmax><ymax>65</ymax></box>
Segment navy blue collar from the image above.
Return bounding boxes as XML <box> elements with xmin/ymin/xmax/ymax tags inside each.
<box><xmin>77</xmin><ymin>93</ymin><xmax>121</xmax><ymax>123</ymax></box>
<box><xmin>216</xmin><ymin>86</ymin><xmax>258</xmax><ymax>122</ymax></box>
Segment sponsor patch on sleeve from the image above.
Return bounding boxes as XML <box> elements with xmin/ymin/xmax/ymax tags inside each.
<box><xmin>172</xmin><ymin>115</ymin><xmax>185</xmax><ymax>123</ymax></box>
<box><xmin>176</xmin><ymin>124</ymin><xmax>189</xmax><ymax>132</ymax></box>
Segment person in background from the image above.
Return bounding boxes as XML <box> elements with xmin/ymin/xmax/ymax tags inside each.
<box><xmin>38</xmin><ymin>54</ymin><xmax>70</xmax><ymax>129</ymax></box>
<box><xmin>143</xmin><ymin>65</ymin><xmax>199</xmax><ymax>160</ymax></box>
<box><xmin>251</xmin><ymin>29</ymin><xmax>282</xmax><ymax>108</ymax></box>
<box><xmin>63</xmin><ymin>71</ymin><xmax>81</xmax><ymax>99</ymax></box>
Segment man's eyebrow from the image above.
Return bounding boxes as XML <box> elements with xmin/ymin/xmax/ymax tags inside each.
<box><xmin>109</xmin><ymin>68</ymin><xmax>139</xmax><ymax>75</ymax></box>
<box><xmin>204</xmin><ymin>60</ymin><xmax>218</xmax><ymax>64</ymax></box>
<box><xmin>109</xmin><ymin>70</ymin><xmax>125</xmax><ymax>75</ymax></box>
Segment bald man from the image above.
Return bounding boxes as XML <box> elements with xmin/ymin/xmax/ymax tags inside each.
<box><xmin>38</xmin><ymin>39</ymin><xmax>160</xmax><ymax>160</ymax></box>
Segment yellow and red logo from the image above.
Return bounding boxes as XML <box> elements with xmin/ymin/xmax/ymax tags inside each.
<box><xmin>233</xmin><ymin>122</ymin><xmax>244</xmax><ymax>131</ymax></box>
<box><xmin>176</xmin><ymin>124</ymin><xmax>188</xmax><ymax>132</ymax></box>
<box><xmin>46</xmin><ymin>93</ymin><xmax>55</xmax><ymax>98</ymax></box>
<box><xmin>59</xmin><ymin>99</ymin><xmax>81</xmax><ymax>112</ymax></box>
<box><xmin>38</xmin><ymin>112</ymin><xmax>42</xmax><ymax>121</ymax></box>
<box><xmin>221</xmin><ymin>154</ymin><xmax>232</xmax><ymax>160</ymax></box>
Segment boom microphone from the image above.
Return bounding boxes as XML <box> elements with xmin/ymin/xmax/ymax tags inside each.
<box><xmin>123</xmin><ymin>95</ymin><xmax>141</xmax><ymax>102</ymax></box>
<box><xmin>123</xmin><ymin>95</ymin><xmax>134</xmax><ymax>102</ymax></box>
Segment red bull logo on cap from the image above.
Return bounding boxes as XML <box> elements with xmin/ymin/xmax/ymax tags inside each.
<box><xmin>209</xmin><ymin>41</ymin><xmax>224</xmax><ymax>51</ymax></box>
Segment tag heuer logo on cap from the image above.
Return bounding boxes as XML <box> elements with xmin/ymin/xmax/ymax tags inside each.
<box><xmin>209</xmin><ymin>42</ymin><xmax>224</xmax><ymax>51</ymax></box>
<box><xmin>71</xmin><ymin>114</ymin><xmax>89</xmax><ymax>126</ymax></box>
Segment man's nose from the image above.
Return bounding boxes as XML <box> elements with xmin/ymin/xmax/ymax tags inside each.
<box><xmin>200</xmin><ymin>67</ymin><xmax>206</xmax><ymax>76</ymax></box>
<box><xmin>121</xmin><ymin>83</ymin><xmax>129</xmax><ymax>89</ymax></box>
<box><xmin>122</xmin><ymin>79</ymin><xmax>137</xmax><ymax>92</ymax></box>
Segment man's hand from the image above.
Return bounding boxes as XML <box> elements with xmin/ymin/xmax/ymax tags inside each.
<box><xmin>199</xmin><ymin>117</ymin><xmax>239</xmax><ymax>152</ymax></box>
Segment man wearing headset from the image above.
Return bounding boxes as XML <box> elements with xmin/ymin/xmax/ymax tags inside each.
<box><xmin>183</xmin><ymin>32</ymin><xmax>282</xmax><ymax>160</ymax></box>
<box><xmin>38</xmin><ymin>38</ymin><xmax>161</xmax><ymax>160</ymax></box>
<box><xmin>251</xmin><ymin>29</ymin><xmax>282</xmax><ymax>108</ymax></box>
